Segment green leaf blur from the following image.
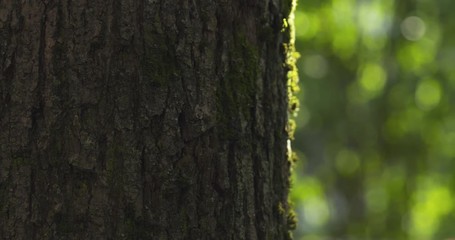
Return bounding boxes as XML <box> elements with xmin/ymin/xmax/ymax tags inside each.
<box><xmin>291</xmin><ymin>0</ymin><xmax>455</xmax><ymax>239</ymax></box>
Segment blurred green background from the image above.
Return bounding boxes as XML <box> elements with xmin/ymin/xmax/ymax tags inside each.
<box><xmin>291</xmin><ymin>0</ymin><xmax>455</xmax><ymax>239</ymax></box>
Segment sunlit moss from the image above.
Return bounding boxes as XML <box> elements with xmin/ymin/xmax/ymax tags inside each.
<box><xmin>287</xmin><ymin>119</ymin><xmax>297</xmax><ymax>141</ymax></box>
<box><xmin>284</xmin><ymin>0</ymin><xmax>300</xmax><ymax>237</ymax></box>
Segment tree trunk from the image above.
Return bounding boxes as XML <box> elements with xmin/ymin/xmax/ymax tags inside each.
<box><xmin>0</xmin><ymin>0</ymin><xmax>296</xmax><ymax>239</ymax></box>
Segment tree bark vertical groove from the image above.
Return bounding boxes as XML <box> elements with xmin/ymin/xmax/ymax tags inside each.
<box><xmin>0</xmin><ymin>0</ymin><xmax>295</xmax><ymax>239</ymax></box>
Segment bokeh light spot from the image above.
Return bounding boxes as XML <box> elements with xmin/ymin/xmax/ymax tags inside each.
<box><xmin>415</xmin><ymin>78</ymin><xmax>441</xmax><ymax>110</ymax></box>
<box><xmin>401</xmin><ymin>16</ymin><xmax>426</xmax><ymax>41</ymax></box>
<box><xmin>296</xmin><ymin>12</ymin><xmax>320</xmax><ymax>39</ymax></box>
<box><xmin>335</xmin><ymin>149</ymin><xmax>360</xmax><ymax>176</ymax></box>
<box><xmin>332</xmin><ymin>30</ymin><xmax>357</xmax><ymax>59</ymax></box>
<box><xmin>303</xmin><ymin>54</ymin><xmax>328</xmax><ymax>79</ymax></box>
<box><xmin>304</xmin><ymin>197</ymin><xmax>330</xmax><ymax>228</ymax></box>
<box><xmin>366</xmin><ymin>186</ymin><xmax>388</xmax><ymax>214</ymax></box>
<box><xmin>410</xmin><ymin>177</ymin><xmax>453</xmax><ymax>239</ymax></box>
<box><xmin>359</xmin><ymin>63</ymin><xmax>387</xmax><ymax>94</ymax></box>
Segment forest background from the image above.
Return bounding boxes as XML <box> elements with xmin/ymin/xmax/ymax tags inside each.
<box><xmin>292</xmin><ymin>0</ymin><xmax>455</xmax><ymax>239</ymax></box>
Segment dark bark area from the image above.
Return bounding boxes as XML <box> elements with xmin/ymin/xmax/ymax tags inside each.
<box><xmin>0</xmin><ymin>0</ymin><xmax>294</xmax><ymax>239</ymax></box>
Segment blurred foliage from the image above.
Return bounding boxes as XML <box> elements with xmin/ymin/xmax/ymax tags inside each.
<box><xmin>291</xmin><ymin>0</ymin><xmax>455</xmax><ymax>239</ymax></box>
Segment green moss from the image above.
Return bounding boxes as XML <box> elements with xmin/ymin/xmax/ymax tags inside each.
<box><xmin>287</xmin><ymin>207</ymin><xmax>298</xmax><ymax>230</ymax></box>
<box><xmin>283</xmin><ymin>0</ymin><xmax>299</xmax><ymax>238</ymax></box>
<box><xmin>287</xmin><ymin>119</ymin><xmax>297</xmax><ymax>140</ymax></box>
<box><xmin>278</xmin><ymin>199</ymin><xmax>298</xmax><ymax>240</ymax></box>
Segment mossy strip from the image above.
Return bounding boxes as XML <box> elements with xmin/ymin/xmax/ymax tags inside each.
<box><xmin>282</xmin><ymin>0</ymin><xmax>300</xmax><ymax>238</ymax></box>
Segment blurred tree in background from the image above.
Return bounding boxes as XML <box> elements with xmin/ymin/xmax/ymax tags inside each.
<box><xmin>291</xmin><ymin>0</ymin><xmax>455</xmax><ymax>239</ymax></box>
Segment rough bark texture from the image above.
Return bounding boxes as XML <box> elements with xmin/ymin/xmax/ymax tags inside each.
<box><xmin>0</xmin><ymin>0</ymin><xmax>294</xmax><ymax>239</ymax></box>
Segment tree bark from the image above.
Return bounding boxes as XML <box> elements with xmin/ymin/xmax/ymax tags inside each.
<box><xmin>0</xmin><ymin>0</ymin><xmax>295</xmax><ymax>239</ymax></box>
